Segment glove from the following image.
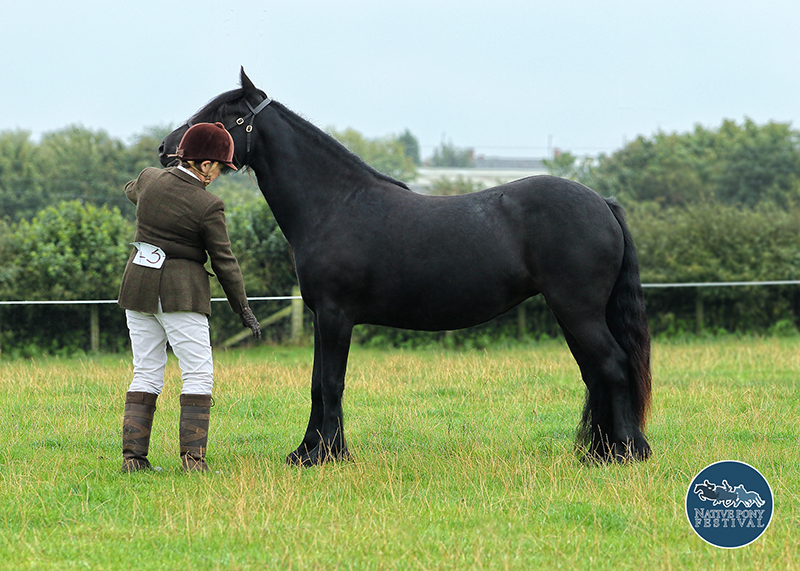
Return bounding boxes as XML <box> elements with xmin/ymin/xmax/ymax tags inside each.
<box><xmin>240</xmin><ymin>306</ymin><xmax>261</xmax><ymax>340</ymax></box>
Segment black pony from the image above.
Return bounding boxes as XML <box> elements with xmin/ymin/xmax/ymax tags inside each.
<box><xmin>160</xmin><ymin>68</ymin><xmax>652</xmax><ymax>465</ymax></box>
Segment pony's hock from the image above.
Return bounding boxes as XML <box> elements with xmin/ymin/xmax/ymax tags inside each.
<box><xmin>160</xmin><ymin>68</ymin><xmax>653</xmax><ymax>466</ymax></box>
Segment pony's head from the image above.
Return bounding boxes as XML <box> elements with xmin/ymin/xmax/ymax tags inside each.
<box><xmin>159</xmin><ymin>67</ymin><xmax>270</xmax><ymax>170</ymax></box>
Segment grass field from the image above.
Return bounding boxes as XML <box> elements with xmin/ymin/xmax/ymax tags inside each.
<box><xmin>1</xmin><ymin>337</ymin><xmax>798</xmax><ymax>570</ymax></box>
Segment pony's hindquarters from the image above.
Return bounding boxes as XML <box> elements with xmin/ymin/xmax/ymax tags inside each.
<box><xmin>577</xmin><ymin>198</ymin><xmax>652</xmax><ymax>461</ymax></box>
<box><xmin>531</xmin><ymin>182</ymin><xmax>652</xmax><ymax>462</ymax></box>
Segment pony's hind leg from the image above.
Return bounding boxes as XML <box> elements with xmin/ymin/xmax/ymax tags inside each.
<box><xmin>556</xmin><ymin>316</ymin><xmax>651</xmax><ymax>462</ymax></box>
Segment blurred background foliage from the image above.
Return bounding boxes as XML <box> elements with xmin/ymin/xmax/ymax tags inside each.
<box><xmin>1</xmin><ymin>117</ymin><xmax>800</xmax><ymax>354</ymax></box>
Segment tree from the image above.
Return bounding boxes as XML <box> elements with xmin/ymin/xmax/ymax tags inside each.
<box><xmin>0</xmin><ymin>201</ymin><xmax>133</xmax><ymax>354</ymax></box>
<box><xmin>126</xmin><ymin>125</ymin><xmax>173</xmax><ymax>175</ymax></box>
<box><xmin>428</xmin><ymin>176</ymin><xmax>483</xmax><ymax>196</ymax></box>
<box><xmin>206</xmin><ymin>199</ymin><xmax>299</xmax><ymax>343</ymax></box>
<box><xmin>628</xmin><ymin>201</ymin><xmax>800</xmax><ymax>334</ymax></box>
<box><xmin>543</xmin><ymin>150</ymin><xmax>594</xmax><ymax>181</ymax></box>
<box><xmin>223</xmin><ymin>200</ymin><xmax>297</xmax><ymax>297</ymax></box>
<box><xmin>1</xmin><ymin>201</ymin><xmax>132</xmax><ymax>301</ymax></box>
<box><xmin>428</xmin><ymin>140</ymin><xmax>474</xmax><ymax>167</ymax></box>
<box><xmin>32</xmin><ymin>126</ymin><xmax>134</xmax><ymax>217</ymax></box>
<box><xmin>0</xmin><ymin>126</ymin><xmax>157</xmax><ymax>222</ymax></box>
<box><xmin>398</xmin><ymin>129</ymin><xmax>421</xmax><ymax>166</ymax></box>
<box><xmin>582</xmin><ymin>131</ymin><xmax>713</xmax><ymax>206</ymax></box>
<box><xmin>581</xmin><ymin>119</ymin><xmax>800</xmax><ymax>209</ymax></box>
<box><xmin>329</xmin><ymin>128</ymin><xmax>417</xmax><ymax>182</ymax></box>
<box><xmin>712</xmin><ymin>119</ymin><xmax>800</xmax><ymax>207</ymax></box>
<box><xmin>0</xmin><ymin>130</ymin><xmax>44</xmax><ymax>221</ymax></box>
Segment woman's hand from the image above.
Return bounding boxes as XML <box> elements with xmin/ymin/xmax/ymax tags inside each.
<box><xmin>240</xmin><ymin>307</ymin><xmax>261</xmax><ymax>340</ymax></box>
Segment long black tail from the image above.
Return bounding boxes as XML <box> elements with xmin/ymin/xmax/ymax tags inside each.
<box><xmin>602</xmin><ymin>198</ymin><xmax>652</xmax><ymax>433</ymax></box>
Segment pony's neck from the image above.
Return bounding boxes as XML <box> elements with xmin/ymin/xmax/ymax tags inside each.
<box><xmin>249</xmin><ymin>103</ymin><xmax>386</xmax><ymax>244</ymax></box>
<box><xmin>273</xmin><ymin>102</ymin><xmax>397</xmax><ymax>184</ymax></box>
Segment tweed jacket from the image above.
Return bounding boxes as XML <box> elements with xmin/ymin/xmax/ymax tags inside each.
<box><xmin>118</xmin><ymin>167</ymin><xmax>248</xmax><ymax>317</ymax></box>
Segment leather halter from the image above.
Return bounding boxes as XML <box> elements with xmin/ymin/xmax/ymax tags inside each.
<box><xmin>229</xmin><ymin>96</ymin><xmax>273</xmax><ymax>156</ymax></box>
<box><xmin>183</xmin><ymin>94</ymin><xmax>272</xmax><ymax>166</ymax></box>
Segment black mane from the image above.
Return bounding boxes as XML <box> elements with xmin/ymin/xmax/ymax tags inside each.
<box><xmin>269</xmin><ymin>101</ymin><xmax>411</xmax><ymax>191</ymax></box>
<box><xmin>189</xmin><ymin>86</ymin><xmax>267</xmax><ymax>125</ymax></box>
<box><xmin>193</xmin><ymin>85</ymin><xmax>410</xmax><ymax>191</ymax></box>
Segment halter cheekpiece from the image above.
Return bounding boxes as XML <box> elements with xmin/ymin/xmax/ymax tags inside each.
<box><xmin>231</xmin><ymin>96</ymin><xmax>273</xmax><ymax>156</ymax></box>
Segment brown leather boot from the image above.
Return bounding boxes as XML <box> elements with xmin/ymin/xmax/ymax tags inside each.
<box><xmin>121</xmin><ymin>391</ymin><xmax>158</xmax><ymax>472</ymax></box>
<box><xmin>180</xmin><ymin>394</ymin><xmax>212</xmax><ymax>472</ymax></box>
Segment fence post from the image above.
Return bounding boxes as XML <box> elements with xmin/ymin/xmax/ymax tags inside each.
<box><xmin>90</xmin><ymin>305</ymin><xmax>100</xmax><ymax>352</ymax></box>
<box><xmin>291</xmin><ymin>286</ymin><xmax>304</xmax><ymax>342</ymax></box>
<box><xmin>696</xmin><ymin>290</ymin><xmax>704</xmax><ymax>335</ymax></box>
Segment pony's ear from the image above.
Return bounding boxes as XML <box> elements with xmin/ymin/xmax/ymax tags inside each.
<box><xmin>240</xmin><ymin>67</ymin><xmax>257</xmax><ymax>92</ymax></box>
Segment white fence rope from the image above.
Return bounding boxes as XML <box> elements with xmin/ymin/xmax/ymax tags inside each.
<box><xmin>641</xmin><ymin>280</ymin><xmax>800</xmax><ymax>288</ymax></box>
<box><xmin>2</xmin><ymin>280</ymin><xmax>800</xmax><ymax>306</ymax></box>
<box><xmin>0</xmin><ymin>296</ymin><xmax>302</xmax><ymax>306</ymax></box>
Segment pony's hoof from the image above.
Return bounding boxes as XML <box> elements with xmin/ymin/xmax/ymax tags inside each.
<box><xmin>286</xmin><ymin>449</ymin><xmax>315</xmax><ymax>467</ymax></box>
<box><xmin>285</xmin><ymin>443</ymin><xmax>351</xmax><ymax>467</ymax></box>
<box><xmin>580</xmin><ymin>437</ymin><xmax>652</xmax><ymax>465</ymax></box>
<box><xmin>286</xmin><ymin>443</ymin><xmax>316</xmax><ymax>467</ymax></box>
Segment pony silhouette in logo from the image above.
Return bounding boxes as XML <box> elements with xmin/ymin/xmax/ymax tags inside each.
<box><xmin>732</xmin><ymin>484</ymin><xmax>766</xmax><ymax>508</ymax></box>
<box><xmin>713</xmin><ymin>480</ymin><xmax>739</xmax><ymax>507</ymax></box>
<box><xmin>693</xmin><ymin>479</ymin><xmax>764</xmax><ymax>508</ymax></box>
<box><xmin>693</xmin><ymin>480</ymin><xmax>718</xmax><ymax>502</ymax></box>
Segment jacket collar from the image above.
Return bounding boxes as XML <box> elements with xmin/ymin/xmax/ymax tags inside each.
<box><xmin>167</xmin><ymin>166</ymin><xmax>205</xmax><ymax>189</ymax></box>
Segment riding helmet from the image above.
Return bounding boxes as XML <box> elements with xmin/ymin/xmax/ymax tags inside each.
<box><xmin>174</xmin><ymin>122</ymin><xmax>237</xmax><ymax>170</ymax></box>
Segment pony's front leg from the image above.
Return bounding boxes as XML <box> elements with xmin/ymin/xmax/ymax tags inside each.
<box><xmin>286</xmin><ymin>323</ymin><xmax>324</xmax><ymax>465</ymax></box>
<box><xmin>288</xmin><ymin>311</ymin><xmax>353</xmax><ymax>466</ymax></box>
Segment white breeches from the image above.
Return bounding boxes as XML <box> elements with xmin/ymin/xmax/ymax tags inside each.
<box><xmin>125</xmin><ymin>301</ymin><xmax>214</xmax><ymax>395</ymax></box>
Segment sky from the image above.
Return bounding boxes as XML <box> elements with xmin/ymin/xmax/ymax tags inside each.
<box><xmin>2</xmin><ymin>0</ymin><xmax>799</xmax><ymax>160</ymax></box>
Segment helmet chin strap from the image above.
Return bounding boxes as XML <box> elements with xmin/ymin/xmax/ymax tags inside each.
<box><xmin>186</xmin><ymin>161</ymin><xmax>215</xmax><ymax>187</ymax></box>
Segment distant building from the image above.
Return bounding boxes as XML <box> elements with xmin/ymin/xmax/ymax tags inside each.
<box><xmin>410</xmin><ymin>156</ymin><xmax>548</xmax><ymax>194</ymax></box>
<box><xmin>473</xmin><ymin>156</ymin><xmax>546</xmax><ymax>169</ymax></box>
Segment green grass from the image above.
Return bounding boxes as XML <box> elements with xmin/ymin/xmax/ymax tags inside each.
<box><xmin>1</xmin><ymin>338</ymin><xmax>798</xmax><ymax>570</ymax></box>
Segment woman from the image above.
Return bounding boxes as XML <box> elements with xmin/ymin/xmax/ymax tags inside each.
<box><xmin>118</xmin><ymin>122</ymin><xmax>261</xmax><ymax>473</ymax></box>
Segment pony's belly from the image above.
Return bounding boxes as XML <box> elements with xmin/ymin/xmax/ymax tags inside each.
<box><xmin>360</xmin><ymin>286</ymin><xmax>536</xmax><ymax>332</ymax></box>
